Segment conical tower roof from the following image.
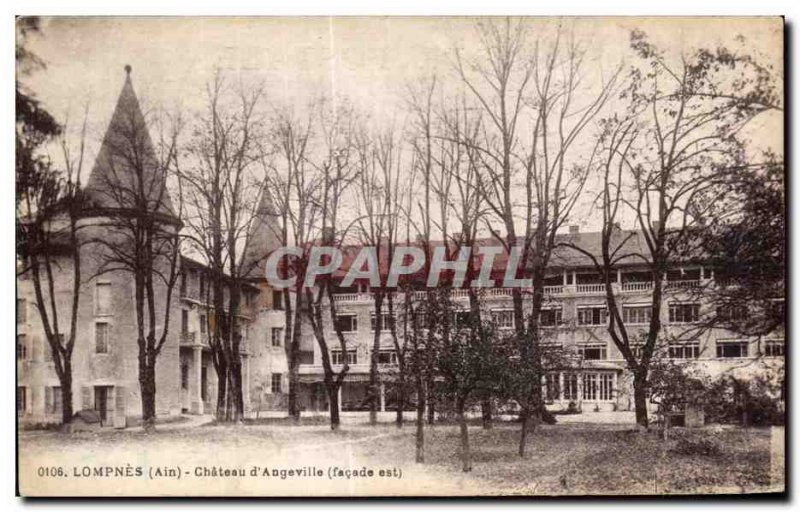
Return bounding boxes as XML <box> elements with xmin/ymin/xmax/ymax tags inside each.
<box><xmin>84</xmin><ymin>65</ymin><xmax>175</xmax><ymax>220</ymax></box>
<box><xmin>242</xmin><ymin>187</ymin><xmax>282</xmax><ymax>279</ymax></box>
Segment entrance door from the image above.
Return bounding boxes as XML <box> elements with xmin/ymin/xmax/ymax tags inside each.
<box><xmin>94</xmin><ymin>386</ymin><xmax>111</xmax><ymax>425</ymax></box>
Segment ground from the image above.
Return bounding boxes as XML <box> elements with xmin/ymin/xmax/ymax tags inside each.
<box><xmin>18</xmin><ymin>417</ymin><xmax>784</xmax><ymax>497</ymax></box>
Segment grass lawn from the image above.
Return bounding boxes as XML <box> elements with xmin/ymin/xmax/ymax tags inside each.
<box><xmin>363</xmin><ymin>423</ymin><xmax>781</xmax><ymax>495</ymax></box>
<box><xmin>18</xmin><ymin>421</ymin><xmax>783</xmax><ymax>496</ymax></box>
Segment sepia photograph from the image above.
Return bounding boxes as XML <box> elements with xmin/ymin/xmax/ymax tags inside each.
<box><xmin>14</xmin><ymin>15</ymin><xmax>785</xmax><ymax>497</ymax></box>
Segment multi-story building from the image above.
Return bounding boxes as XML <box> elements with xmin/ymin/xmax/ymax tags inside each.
<box><xmin>17</xmin><ymin>69</ymin><xmax>784</xmax><ymax>426</ymax></box>
<box><xmin>280</xmin><ymin>232</ymin><xmax>785</xmax><ymax>415</ymax></box>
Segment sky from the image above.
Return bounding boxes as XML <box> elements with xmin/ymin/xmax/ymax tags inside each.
<box><xmin>20</xmin><ymin>16</ymin><xmax>784</xmax><ymax>234</ymax></box>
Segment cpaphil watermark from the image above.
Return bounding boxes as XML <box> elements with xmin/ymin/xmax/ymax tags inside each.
<box><xmin>265</xmin><ymin>245</ymin><xmax>533</xmax><ymax>289</ymax></box>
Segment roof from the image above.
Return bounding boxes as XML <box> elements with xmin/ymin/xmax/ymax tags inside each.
<box><xmin>241</xmin><ymin>189</ymin><xmax>282</xmax><ymax>279</ymax></box>
<box><xmin>83</xmin><ymin>66</ymin><xmax>176</xmax><ymax>220</ymax></box>
<box><xmin>327</xmin><ymin>229</ymin><xmax>656</xmax><ymax>280</ymax></box>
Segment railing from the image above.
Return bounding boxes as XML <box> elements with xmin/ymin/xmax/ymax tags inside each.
<box><xmin>180</xmin><ymin>331</ymin><xmax>196</xmax><ymax>345</ymax></box>
<box><xmin>665</xmin><ymin>280</ymin><xmax>702</xmax><ymax>290</ymax></box>
<box><xmin>332</xmin><ymin>292</ymin><xmax>370</xmax><ymax>303</ymax></box>
<box><xmin>576</xmin><ymin>283</ymin><xmax>605</xmax><ymax>294</ymax></box>
<box><xmin>485</xmin><ymin>288</ymin><xmax>513</xmax><ymax>297</ymax></box>
<box><xmin>543</xmin><ymin>285</ymin><xmax>564</xmax><ymax>296</ymax></box>
<box><xmin>621</xmin><ymin>281</ymin><xmax>653</xmax><ymax>292</ymax></box>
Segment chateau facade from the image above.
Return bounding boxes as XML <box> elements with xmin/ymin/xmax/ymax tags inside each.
<box><xmin>17</xmin><ymin>72</ymin><xmax>784</xmax><ymax>426</ymax></box>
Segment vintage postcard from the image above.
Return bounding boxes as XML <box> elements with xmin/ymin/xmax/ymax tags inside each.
<box><xmin>16</xmin><ymin>16</ymin><xmax>784</xmax><ymax>497</ymax></box>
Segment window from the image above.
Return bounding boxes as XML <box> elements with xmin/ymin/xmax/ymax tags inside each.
<box><xmin>598</xmin><ymin>373</ymin><xmax>614</xmax><ymax>401</ymax></box>
<box><xmin>540</xmin><ymin>307</ymin><xmax>562</xmax><ymax>327</ymax></box>
<box><xmin>764</xmin><ymin>339</ymin><xmax>784</xmax><ymax>357</ymax></box>
<box><xmin>95</xmin><ymin>322</ymin><xmax>109</xmax><ymax>354</ymax></box>
<box><xmin>179</xmin><ymin>270</ymin><xmax>187</xmax><ymax>296</ymax></box>
<box><xmin>630</xmin><ymin>343</ymin><xmax>644</xmax><ymax>359</ymax></box>
<box><xmin>271</xmin><ymin>373</ymin><xmax>282</xmax><ymax>394</ymax></box>
<box><xmin>199</xmin><ymin>274</ymin><xmax>205</xmax><ymax>296</ymax></box>
<box><xmin>378</xmin><ymin>350</ymin><xmax>398</xmax><ymax>365</ymax></box>
<box><xmin>454</xmin><ymin>310</ymin><xmax>474</xmax><ymax>328</ymax></box>
<box><xmin>668</xmin><ymin>343</ymin><xmax>700</xmax><ymax>359</ymax></box>
<box><xmin>492</xmin><ymin>309</ymin><xmax>514</xmax><ymax>329</ymax></box>
<box><xmin>579</xmin><ymin>343</ymin><xmax>607</xmax><ymax>361</ymax></box>
<box><xmin>582</xmin><ymin>373</ymin><xmax>614</xmax><ymax>401</ymax></box>
<box><xmin>271</xmin><ymin>327</ymin><xmax>283</xmax><ymax>347</ymax></box>
<box><xmin>545</xmin><ymin>373</ymin><xmax>560</xmax><ymax>402</ymax></box>
<box><xmin>17</xmin><ymin>298</ymin><xmax>26</xmax><ymax>324</ymax></box>
<box><xmin>716</xmin><ymin>340</ymin><xmax>749</xmax><ymax>358</ymax></box>
<box><xmin>272</xmin><ymin>290</ymin><xmax>284</xmax><ymax>310</ymax></box>
<box><xmin>563</xmin><ymin>373</ymin><xmax>579</xmax><ymax>400</ymax></box>
<box><xmin>371</xmin><ymin>311</ymin><xmax>395</xmax><ymax>332</ymax></box>
<box><xmin>181</xmin><ymin>310</ymin><xmax>189</xmax><ymax>334</ymax></box>
<box><xmin>583</xmin><ymin>373</ymin><xmax>598</xmax><ymax>401</ymax></box>
<box><xmin>200</xmin><ymin>314</ymin><xmax>207</xmax><ymax>334</ymax></box>
<box><xmin>623</xmin><ymin>305</ymin><xmax>651</xmax><ymax>325</ymax></box>
<box><xmin>17</xmin><ymin>387</ymin><xmax>26</xmax><ymax>415</ymax></box>
<box><xmin>669</xmin><ymin>302</ymin><xmax>700</xmax><ymax>324</ymax></box>
<box><xmin>717</xmin><ymin>304</ymin><xmax>748</xmax><ymax>322</ymax></box>
<box><xmin>181</xmin><ymin>363</ymin><xmax>189</xmax><ymax>390</ymax></box>
<box><xmin>17</xmin><ymin>334</ymin><xmax>27</xmax><ymax>361</ymax></box>
<box><xmin>46</xmin><ymin>386</ymin><xmax>62</xmax><ymax>414</ymax></box>
<box><xmin>95</xmin><ymin>282</ymin><xmax>112</xmax><ymax>316</ymax></box>
<box><xmin>331</xmin><ymin>350</ymin><xmax>357</xmax><ymax>365</ymax></box>
<box><xmin>577</xmin><ymin>306</ymin><xmax>607</xmax><ymax>326</ymax></box>
<box><xmin>299</xmin><ymin>350</ymin><xmax>314</xmax><ymax>365</ymax></box>
<box><xmin>334</xmin><ymin>314</ymin><xmax>358</xmax><ymax>333</ymax></box>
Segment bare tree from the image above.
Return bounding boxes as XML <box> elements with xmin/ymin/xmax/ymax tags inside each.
<box><xmin>455</xmin><ymin>18</ymin><xmax>618</xmax><ymax>455</ymax></box>
<box><xmin>266</xmin><ymin>103</ymin><xmax>316</xmax><ymax>421</ymax></box>
<box><xmin>17</xmin><ymin>106</ymin><xmax>88</xmax><ymax>426</ymax></box>
<box><xmin>303</xmin><ymin>98</ymin><xmax>360</xmax><ymax>430</ymax></box>
<box><xmin>86</xmin><ymin>71</ymin><xmax>183</xmax><ymax>432</ymax></box>
<box><xmin>179</xmin><ymin>71</ymin><xmax>267</xmax><ymax>422</ymax></box>
<box><xmin>352</xmin><ymin>120</ymin><xmax>410</xmax><ymax>426</ymax></box>
<box><xmin>562</xmin><ymin>30</ymin><xmax>782</xmax><ymax>428</ymax></box>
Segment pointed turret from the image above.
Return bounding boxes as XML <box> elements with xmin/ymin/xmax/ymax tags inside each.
<box><xmin>243</xmin><ymin>188</ymin><xmax>282</xmax><ymax>279</ymax></box>
<box><xmin>84</xmin><ymin>65</ymin><xmax>175</xmax><ymax>220</ymax></box>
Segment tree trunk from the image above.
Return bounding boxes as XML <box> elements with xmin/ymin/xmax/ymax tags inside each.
<box><xmin>327</xmin><ymin>382</ymin><xmax>341</xmax><ymax>431</ymax></box>
<box><xmin>230</xmin><ymin>361</ymin><xmax>244</xmax><ymax>422</ymax></box>
<box><xmin>457</xmin><ymin>396</ymin><xmax>471</xmax><ymax>472</ymax></box>
<box><xmin>216</xmin><ymin>362</ymin><xmax>228</xmax><ymax>421</ymax></box>
<box><xmin>415</xmin><ymin>388</ymin><xmax>425</xmax><ymax>463</ymax></box>
<box><xmin>426</xmin><ymin>380</ymin><xmax>435</xmax><ymax>425</ymax></box>
<box><xmin>369</xmin><ymin>294</ymin><xmax>384</xmax><ymax>426</ymax></box>
<box><xmin>287</xmin><ymin>294</ymin><xmax>303</xmax><ymax>420</ymax></box>
<box><xmin>633</xmin><ymin>370</ymin><xmax>649</xmax><ymax>428</ymax></box>
<box><xmin>60</xmin><ymin>370</ymin><xmax>73</xmax><ymax>426</ymax></box>
<box><xmin>481</xmin><ymin>398</ymin><xmax>492</xmax><ymax>429</ymax></box>
<box><xmin>518</xmin><ymin>407</ymin><xmax>529</xmax><ymax>457</ymax></box>
<box><xmin>395</xmin><ymin>382</ymin><xmax>405</xmax><ymax>428</ymax></box>
<box><xmin>140</xmin><ymin>363</ymin><xmax>157</xmax><ymax>432</ymax></box>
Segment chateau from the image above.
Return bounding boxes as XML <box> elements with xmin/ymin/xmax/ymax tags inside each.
<box><xmin>17</xmin><ymin>71</ymin><xmax>785</xmax><ymax>426</ymax></box>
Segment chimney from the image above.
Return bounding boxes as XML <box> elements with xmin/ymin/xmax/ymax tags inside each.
<box><xmin>569</xmin><ymin>225</ymin><xmax>580</xmax><ymax>235</ymax></box>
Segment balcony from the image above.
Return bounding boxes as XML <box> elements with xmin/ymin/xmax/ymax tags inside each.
<box><xmin>664</xmin><ymin>280</ymin><xmax>702</xmax><ymax>290</ymax></box>
<box><xmin>543</xmin><ymin>285</ymin><xmax>564</xmax><ymax>296</ymax></box>
<box><xmin>180</xmin><ymin>331</ymin><xmax>197</xmax><ymax>345</ymax></box>
<box><xmin>575</xmin><ymin>283</ymin><xmax>605</xmax><ymax>295</ymax></box>
<box><xmin>621</xmin><ymin>281</ymin><xmax>653</xmax><ymax>292</ymax></box>
<box><xmin>332</xmin><ymin>292</ymin><xmax>371</xmax><ymax>303</ymax></box>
